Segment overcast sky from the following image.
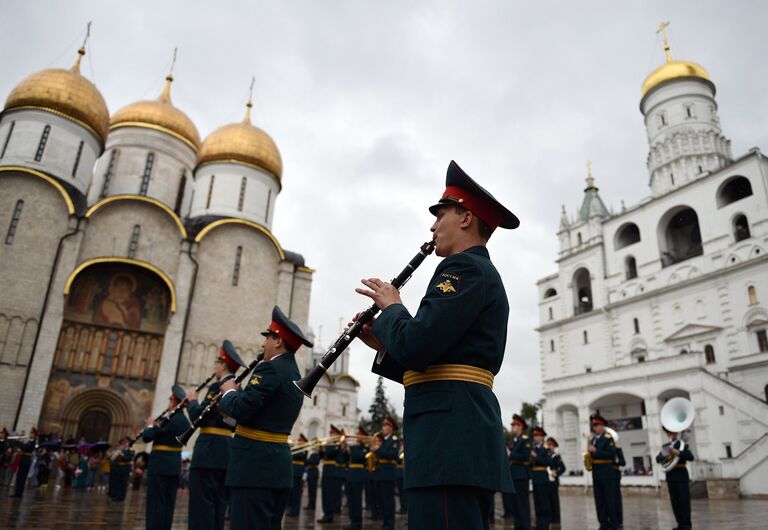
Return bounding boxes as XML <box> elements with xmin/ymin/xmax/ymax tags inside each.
<box><xmin>3</xmin><ymin>1</ymin><xmax>768</xmax><ymax>424</ymax></box>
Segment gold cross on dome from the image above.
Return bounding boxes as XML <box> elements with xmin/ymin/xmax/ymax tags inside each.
<box><xmin>657</xmin><ymin>21</ymin><xmax>673</xmax><ymax>63</ymax></box>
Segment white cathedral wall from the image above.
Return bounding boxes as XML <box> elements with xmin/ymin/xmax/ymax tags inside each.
<box><xmin>190</xmin><ymin>163</ymin><xmax>280</xmax><ymax>230</ymax></box>
<box><xmin>0</xmin><ymin>174</ymin><xmax>73</xmax><ymax>428</ymax></box>
<box><xmin>180</xmin><ymin>225</ymin><xmax>282</xmax><ymax>385</ymax></box>
<box><xmin>78</xmin><ymin>201</ymin><xmax>186</xmax><ymax>276</ymax></box>
<box><xmin>88</xmin><ymin>127</ymin><xmax>196</xmax><ymax>211</ymax></box>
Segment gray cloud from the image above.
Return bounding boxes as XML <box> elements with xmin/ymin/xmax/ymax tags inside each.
<box><xmin>3</xmin><ymin>0</ymin><xmax>767</xmax><ymax>424</ymax></box>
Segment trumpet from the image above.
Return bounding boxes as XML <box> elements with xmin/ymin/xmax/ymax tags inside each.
<box><xmin>290</xmin><ymin>435</ymin><xmax>344</xmax><ymax>455</ymax></box>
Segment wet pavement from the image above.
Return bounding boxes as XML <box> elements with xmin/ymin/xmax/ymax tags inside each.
<box><xmin>1</xmin><ymin>484</ymin><xmax>766</xmax><ymax>529</ymax></box>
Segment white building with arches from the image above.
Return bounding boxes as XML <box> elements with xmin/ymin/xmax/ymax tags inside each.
<box><xmin>536</xmin><ymin>41</ymin><xmax>768</xmax><ymax>496</ymax></box>
<box><xmin>0</xmin><ymin>43</ymin><xmax>354</xmax><ymax>446</ymax></box>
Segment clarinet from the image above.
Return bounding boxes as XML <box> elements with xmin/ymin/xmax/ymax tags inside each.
<box><xmin>294</xmin><ymin>240</ymin><xmax>436</xmax><ymax>397</ymax></box>
<box><xmin>127</xmin><ymin>372</ymin><xmax>216</xmax><ymax>447</ymax></box>
<box><xmin>176</xmin><ymin>354</ymin><xmax>263</xmax><ymax>446</ymax></box>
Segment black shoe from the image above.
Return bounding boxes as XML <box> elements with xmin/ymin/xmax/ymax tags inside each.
<box><xmin>343</xmin><ymin>525</ymin><xmax>362</xmax><ymax>530</ymax></box>
<box><xmin>317</xmin><ymin>516</ymin><xmax>334</xmax><ymax>523</ymax></box>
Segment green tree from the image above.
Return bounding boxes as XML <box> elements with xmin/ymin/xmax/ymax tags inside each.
<box><xmin>520</xmin><ymin>401</ymin><xmax>541</xmax><ymax>430</ymax></box>
<box><xmin>359</xmin><ymin>376</ymin><xmax>401</xmax><ymax>434</ymax></box>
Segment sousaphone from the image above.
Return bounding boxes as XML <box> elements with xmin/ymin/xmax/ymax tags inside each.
<box><xmin>659</xmin><ymin>397</ymin><xmax>694</xmax><ymax>472</ymax></box>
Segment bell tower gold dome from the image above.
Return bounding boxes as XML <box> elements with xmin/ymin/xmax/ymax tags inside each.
<box><xmin>3</xmin><ymin>47</ymin><xmax>110</xmax><ymax>142</ymax></box>
<box><xmin>196</xmin><ymin>101</ymin><xmax>282</xmax><ymax>180</ymax></box>
<box><xmin>110</xmin><ymin>75</ymin><xmax>201</xmax><ymax>151</ymax></box>
<box><xmin>641</xmin><ymin>60</ymin><xmax>711</xmax><ymax>97</ymax></box>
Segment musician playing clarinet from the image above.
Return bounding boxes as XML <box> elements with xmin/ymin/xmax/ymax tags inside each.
<box><xmin>354</xmin><ymin>161</ymin><xmax>519</xmax><ymax>530</ymax></box>
<box><xmin>219</xmin><ymin>306</ymin><xmax>312</xmax><ymax>530</ymax></box>
<box><xmin>142</xmin><ymin>385</ymin><xmax>191</xmax><ymax>530</ymax></box>
<box><xmin>656</xmin><ymin>428</ymin><xmax>694</xmax><ymax>530</ymax></box>
<box><xmin>186</xmin><ymin>340</ymin><xmax>246</xmax><ymax>530</ymax></box>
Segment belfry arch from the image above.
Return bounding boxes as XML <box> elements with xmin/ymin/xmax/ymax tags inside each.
<box><xmin>39</xmin><ymin>260</ymin><xmax>174</xmax><ymax>439</ymax></box>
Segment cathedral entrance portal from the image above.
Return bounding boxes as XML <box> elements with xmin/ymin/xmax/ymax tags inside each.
<box><xmin>77</xmin><ymin>409</ymin><xmax>111</xmax><ymax>442</ymax></box>
<box><xmin>40</xmin><ymin>261</ymin><xmax>174</xmax><ymax>441</ymax></box>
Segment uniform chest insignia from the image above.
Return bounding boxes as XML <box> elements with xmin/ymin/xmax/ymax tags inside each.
<box><xmin>434</xmin><ymin>272</ymin><xmax>460</xmax><ymax>295</ymax></box>
<box><xmin>250</xmin><ymin>375</ymin><xmax>261</xmax><ymax>385</ymax></box>
<box><xmin>206</xmin><ymin>392</ymin><xmax>214</xmax><ymax>400</ymax></box>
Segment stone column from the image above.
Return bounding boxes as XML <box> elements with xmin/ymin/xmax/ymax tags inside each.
<box><xmin>643</xmin><ymin>394</ymin><xmax>663</xmax><ymax>488</ymax></box>
<box><xmin>150</xmin><ymin>245</ymin><xmax>195</xmax><ymax>415</ymax></box>
<box><xmin>16</xmin><ymin>221</ymin><xmax>83</xmax><ymax>430</ymax></box>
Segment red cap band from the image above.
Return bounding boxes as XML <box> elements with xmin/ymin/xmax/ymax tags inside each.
<box><xmin>268</xmin><ymin>320</ymin><xmax>303</xmax><ymax>351</ymax></box>
<box><xmin>219</xmin><ymin>349</ymin><xmax>239</xmax><ymax>371</ymax></box>
<box><xmin>442</xmin><ymin>185</ymin><xmax>503</xmax><ymax>231</ymax></box>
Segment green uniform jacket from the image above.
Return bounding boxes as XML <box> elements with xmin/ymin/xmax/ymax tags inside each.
<box><xmin>590</xmin><ymin>434</ymin><xmax>617</xmax><ymax>481</ymax></box>
<box><xmin>306</xmin><ymin>452</ymin><xmax>320</xmax><ymax>480</ymax></box>
<box><xmin>188</xmin><ymin>379</ymin><xmax>234</xmax><ymax>470</ymax></box>
<box><xmin>347</xmin><ymin>445</ymin><xmax>367</xmax><ymax>483</ymax></box>
<box><xmin>293</xmin><ymin>451</ymin><xmax>307</xmax><ymax>478</ymax></box>
<box><xmin>530</xmin><ymin>444</ymin><xmax>551</xmax><ymax>485</ymax></box>
<box><xmin>219</xmin><ymin>353</ymin><xmax>303</xmax><ymax>489</ymax></box>
<box><xmin>319</xmin><ymin>444</ymin><xmax>340</xmax><ymax>479</ymax></box>
<box><xmin>374</xmin><ymin>436</ymin><xmax>398</xmax><ymax>482</ymax></box>
<box><xmin>372</xmin><ymin>246</ymin><xmax>513</xmax><ymax>493</ymax></box>
<box><xmin>141</xmin><ymin>411</ymin><xmax>191</xmax><ymax>476</ymax></box>
<box><xmin>508</xmin><ymin>436</ymin><xmax>532</xmax><ymax>481</ymax></box>
<box><xmin>656</xmin><ymin>439</ymin><xmax>694</xmax><ymax>482</ymax></box>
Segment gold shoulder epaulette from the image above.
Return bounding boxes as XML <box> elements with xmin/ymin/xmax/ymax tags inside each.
<box><xmin>522</xmin><ymin>435</ymin><xmax>528</xmax><ymax>439</ymax></box>
<box><xmin>605</xmin><ymin>433</ymin><xmax>612</xmax><ymax>439</ymax></box>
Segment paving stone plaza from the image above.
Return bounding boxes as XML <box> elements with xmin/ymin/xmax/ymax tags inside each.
<box><xmin>1</xmin><ymin>486</ymin><xmax>766</xmax><ymax>529</ymax></box>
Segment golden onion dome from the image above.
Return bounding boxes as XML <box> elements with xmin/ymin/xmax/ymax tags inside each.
<box><xmin>641</xmin><ymin>59</ymin><xmax>711</xmax><ymax>97</ymax></box>
<box><xmin>110</xmin><ymin>75</ymin><xmax>201</xmax><ymax>151</ymax></box>
<box><xmin>196</xmin><ymin>102</ymin><xmax>282</xmax><ymax>179</ymax></box>
<box><xmin>3</xmin><ymin>48</ymin><xmax>110</xmax><ymax>142</ymax></box>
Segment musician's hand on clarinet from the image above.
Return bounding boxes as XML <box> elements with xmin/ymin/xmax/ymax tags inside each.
<box><xmin>186</xmin><ymin>390</ymin><xmax>198</xmax><ymax>402</ymax></box>
<box><xmin>356</xmin><ymin>278</ymin><xmax>401</xmax><ymax>310</ymax></box>
<box><xmin>588</xmin><ymin>444</ymin><xmax>596</xmax><ymax>454</ymax></box>
<box><xmin>220</xmin><ymin>379</ymin><xmax>238</xmax><ymax>393</ymax></box>
<box><xmin>350</xmin><ymin>313</ymin><xmax>384</xmax><ymax>352</ymax></box>
<box><xmin>144</xmin><ymin>416</ymin><xmax>155</xmax><ymax>428</ymax></box>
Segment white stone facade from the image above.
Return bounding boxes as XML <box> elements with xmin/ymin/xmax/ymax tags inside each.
<box><xmin>536</xmin><ymin>58</ymin><xmax>768</xmax><ymax>496</ymax></box>
<box><xmin>0</xmin><ymin>58</ymin><xmax>355</xmax><ymax>447</ymax></box>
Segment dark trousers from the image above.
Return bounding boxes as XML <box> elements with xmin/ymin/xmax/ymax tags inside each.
<box><xmin>146</xmin><ymin>474</ymin><xmax>179</xmax><ymax>530</ymax></box>
<box><xmin>229</xmin><ymin>486</ymin><xmax>289</xmax><ymax>530</ymax></box>
<box><xmin>592</xmin><ymin>470</ymin><xmax>617</xmax><ymax>530</ymax></box>
<box><xmin>108</xmin><ymin>469</ymin><xmax>115</xmax><ymax>498</ymax></box>
<box><xmin>306</xmin><ymin>473</ymin><xmax>318</xmax><ymax>508</ymax></box>
<box><xmin>189</xmin><ymin>468</ymin><xmax>228</xmax><ymax>530</ymax></box>
<box><xmin>396</xmin><ymin>477</ymin><xmax>407</xmax><ymax>512</ymax></box>
<box><xmin>376</xmin><ymin>480</ymin><xmax>396</xmax><ymax>530</ymax></box>
<box><xmin>614</xmin><ymin>471</ymin><xmax>623</xmax><ymax>527</ymax></box>
<box><xmin>336</xmin><ymin>479</ymin><xmax>344</xmax><ymax>513</ymax></box>
<box><xmin>287</xmin><ymin>474</ymin><xmax>303</xmax><ymax>515</ymax></box>
<box><xmin>13</xmin><ymin>460</ymin><xmax>31</xmax><ymax>496</ymax></box>
<box><xmin>321</xmin><ymin>475</ymin><xmax>339</xmax><ymax>519</ymax></box>
<box><xmin>667</xmin><ymin>480</ymin><xmax>692</xmax><ymax>529</ymax></box>
<box><xmin>346</xmin><ymin>480</ymin><xmax>364</xmax><ymax>527</ymax></box>
<box><xmin>369</xmin><ymin>480</ymin><xmax>381</xmax><ymax>517</ymax></box>
<box><xmin>112</xmin><ymin>467</ymin><xmax>130</xmax><ymax>501</ymax></box>
<box><xmin>508</xmin><ymin>478</ymin><xmax>531</xmax><ymax>529</ymax></box>
<box><xmin>408</xmin><ymin>485</ymin><xmax>493</xmax><ymax>530</ymax></box>
<box><xmin>547</xmin><ymin>482</ymin><xmax>560</xmax><ymax>524</ymax></box>
<box><xmin>532</xmin><ymin>483</ymin><xmax>551</xmax><ymax>529</ymax></box>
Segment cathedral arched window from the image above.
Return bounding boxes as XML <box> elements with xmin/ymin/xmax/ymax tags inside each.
<box><xmin>100</xmin><ymin>149</ymin><xmax>119</xmax><ymax>199</ymax></box>
<box><xmin>577</xmin><ymin>232</ymin><xmax>583</xmax><ymax>245</ymax></box>
<box><xmin>232</xmin><ymin>246</ymin><xmax>243</xmax><ymax>286</ymax></box>
<box><xmin>704</xmin><ymin>344</ymin><xmax>716</xmax><ymax>364</ymax></box>
<box><xmin>625</xmin><ymin>256</ymin><xmax>638</xmax><ymax>280</ymax></box>
<box><xmin>614</xmin><ymin>223</ymin><xmax>641</xmax><ymax>250</ymax></box>
<box><xmin>4</xmin><ymin>200</ymin><xmax>24</xmax><ymax>245</ymax></box>
<box><xmin>573</xmin><ymin>268</ymin><xmax>593</xmax><ymax>315</ymax></box>
<box><xmin>748</xmin><ymin>286</ymin><xmax>758</xmax><ymax>305</ymax></box>
<box><xmin>544</xmin><ymin>288</ymin><xmax>557</xmax><ymax>299</ymax></box>
<box><xmin>206</xmin><ymin>175</ymin><xmax>216</xmax><ymax>209</ymax></box>
<box><xmin>174</xmin><ymin>170</ymin><xmax>187</xmax><ymax>215</ymax></box>
<box><xmin>72</xmin><ymin>140</ymin><xmax>84</xmax><ymax>177</ymax></box>
<box><xmin>265</xmin><ymin>189</ymin><xmax>272</xmax><ymax>223</ymax></box>
<box><xmin>139</xmin><ymin>153</ymin><xmax>155</xmax><ymax>195</ymax></box>
<box><xmin>34</xmin><ymin>125</ymin><xmax>51</xmax><ymax>162</ymax></box>
<box><xmin>128</xmin><ymin>225</ymin><xmax>140</xmax><ymax>258</ymax></box>
<box><xmin>733</xmin><ymin>214</ymin><xmax>750</xmax><ymax>242</ymax></box>
<box><xmin>659</xmin><ymin>206</ymin><xmax>703</xmax><ymax>267</ymax></box>
<box><xmin>238</xmin><ymin>176</ymin><xmax>247</xmax><ymax>212</ymax></box>
<box><xmin>717</xmin><ymin>176</ymin><xmax>753</xmax><ymax>208</ymax></box>
<box><xmin>1</xmin><ymin>121</ymin><xmax>15</xmax><ymax>158</ymax></box>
